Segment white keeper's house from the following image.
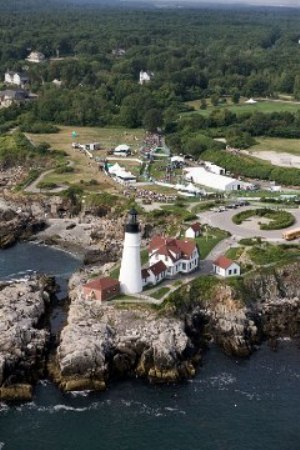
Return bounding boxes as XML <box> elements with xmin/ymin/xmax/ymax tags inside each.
<box><xmin>213</xmin><ymin>255</ymin><xmax>240</xmax><ymax>278</ymax></box>
<box><xmin>148</xmin><ymin>236</ymin><xmax>200</xmax><ymax>278</ymax></box>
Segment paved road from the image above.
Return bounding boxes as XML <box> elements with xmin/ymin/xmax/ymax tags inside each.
<box><xmin>198</xmin><ymin>206</ymin><xmax>300</xmax><ymax>242</ymax></box>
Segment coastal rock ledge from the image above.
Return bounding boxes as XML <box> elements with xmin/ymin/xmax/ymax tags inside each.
<box><xmin>52</xmin><ymin>297</ymin><xmax>199</xmax><ymax>392</ymax></box>
<box><xmin>0</xmin><ymin>277</ymin><xmax>52</xmax><ymax>401</ymax></box>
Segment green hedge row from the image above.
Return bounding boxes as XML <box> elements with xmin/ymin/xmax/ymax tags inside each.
<box><xmin>233</xmin><ymin>208</ymin><xmax>295</xmax><ymax>230</ymax></box>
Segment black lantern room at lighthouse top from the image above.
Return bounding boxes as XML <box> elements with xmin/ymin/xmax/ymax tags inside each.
<box><xmin>125</xmin><ymin>208</ymin><xmax>140</xmax><ymax>233</ymax></box>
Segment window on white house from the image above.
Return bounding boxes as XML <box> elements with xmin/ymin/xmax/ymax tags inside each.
<box><xmin>234</xmin><ymin>269</ymin><xmax>237</xmax><ymax>274</ymax></box>
<box><xmin>182</xmin><ymin>263</ymin><xmax>186</xmax><ymax>270</ymax></box>
<box><xmin>228</xmin><ymin>269</ymin><xmax>232</xmax><ymax>275</ymax></box>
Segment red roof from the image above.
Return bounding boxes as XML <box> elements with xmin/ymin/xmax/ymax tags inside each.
<box><xmin>149</xmin><ymin>260</ymin><xmax>167</xmax><ymax>276</ymax></box>
<box><xmin>190</xmin><ymin>222</ymin><xmax>201</xmax><ymax>232</ymax></box>
<box><xmin>84</xmin><ymin>277</ymin><xmax>119</xmax><ymax>291</ymax></box>
<box><xmin>149</xmin><ymin>235</ymin><xmax>197</xmax><ymax>262</ymax></box>
<box><xmin>213</xmin><ymin>255</ymin><xmax>235</xmax><ymax>270</ymax></box>
<box><xmin>141</xmin><ymin>268</ymin><xmax>150</xmax><ymax>279</ymax></box>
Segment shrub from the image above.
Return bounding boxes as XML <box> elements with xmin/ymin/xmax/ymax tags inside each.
<box><xmin>233</xmin><ymin>208</ymin><xmax>295</xmax><ymax>230</ymax></box>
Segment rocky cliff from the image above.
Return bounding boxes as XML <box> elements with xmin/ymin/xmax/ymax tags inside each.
<box><xmin>0</xmin><ymin>207</ymin><xmax>46</xmax><ymax>248</ymax></box>
<box><xmin>0</xmin><ymin>276</ymin><xmax>54</xmax><ymax>400</ymax></box>
<box><xmin>52</xmin><ymin>283</ymin><xmax>198</xmax><ymax>392</ymax></box>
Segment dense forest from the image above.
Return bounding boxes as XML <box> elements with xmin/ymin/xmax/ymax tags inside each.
<box><xmin>1</xmin><ymin>2</ymin><xmax>300</xmax><ymax>144</ymax></box>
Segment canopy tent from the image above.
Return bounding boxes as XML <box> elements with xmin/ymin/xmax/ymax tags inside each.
<box><xmin>108</xmin><ymin>163</ymin><xmax>122</xmax><ymax>174</ymax></box>
<box><xmin>115</xmin><ymin>144</ymin><xmax>130</xmax><ymax>152</ymax></box>
<box><xmin>171</xmin><ymin>156</ymin><xmax>185</xmax><ymax>163</ymax></box>
<box><xmin>245</xmin><ymin>98</ymin><xmax>257</xmax><ymax>104</ymax></box>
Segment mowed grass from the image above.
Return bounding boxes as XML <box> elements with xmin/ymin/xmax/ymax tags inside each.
<box><xmin>185</xmin><ymin>99</ymin><xmax>300</xmax><ymax>116</ymax></box>
<box><xmin>27</xmin><ymin>125</ymin><xmax>145</xmax><ymax>188</ymax></box>
<box><xmin>250</xmin><ymin>137</ymin><xmax>300</xmax><ymax>156</ymax></box>
<box><xmin>195</xmin><ymin>227</ymin><xmax>230</xmax><ymax>259</ymax></box>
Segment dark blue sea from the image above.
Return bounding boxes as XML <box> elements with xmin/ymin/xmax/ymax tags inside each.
<box><xmin>0</xmin><ymin>243</ymin><xmax>299</xmax><ymax>450</ymax></box>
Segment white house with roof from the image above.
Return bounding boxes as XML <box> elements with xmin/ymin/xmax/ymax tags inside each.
<box><xmin>139</xmin><ymin>70</ymin><xmax>152</xmax><ymax>85</ymax></box>
<box><xmin>141</xmin><ymin>260</ymin><xmax>167</xmax><ymax>287</ymax></box>
<box><xmin>5</xmin><ymin>71</ymin><xmax>29</xmax><ymax>88</ymax></box>
<box><xmin>26</xmin><ymin>51</ymin><xmax>46</xmax><ymax>63</ymax></box>
<box><xmin>149</xmin><ymin>236</ymin><xmax>199</xmax><ymax>278</ymax></box>
<box><xmin>185</xmin><ymin>223</ymin><xmax>201</xmax><ymax>239</ymax></box>
<box><xmin>213</xmin><ymin>255</ymin><xmax>240</xmax><ymax>278</ymax></box>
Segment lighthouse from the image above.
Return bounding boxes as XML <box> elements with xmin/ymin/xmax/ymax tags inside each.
<box><xmin>119</xmin><ymin>208</ymin><xmax>143</xmax><ymax>294</ymax></box>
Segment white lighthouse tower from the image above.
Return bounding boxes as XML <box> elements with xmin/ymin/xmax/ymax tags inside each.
<box><xmin>119</xmin><ymin>208</ymin><xmax>143</xmax><ymax>295</ymax></box>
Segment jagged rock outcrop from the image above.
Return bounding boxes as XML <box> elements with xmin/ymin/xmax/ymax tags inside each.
<box><xmin>186</xmin><ymin>287</ymin><xmax>259</xmax><ymax>357</ymax></box>
<box><xmin>0</xmin><ymin>276</ymin><xmax>53</xmax><ymax>400</ymax></box>
<box><xmin>53</xmin><ymin>280</ymin><xmax>198</xmax><ymax>392</ymax></box>
<box><xmin>0</xmin><ymin>207</ymin><xmax>46</xmax><ymax>248</ymax></box>
<box><xmin>245</xmin><ymin>263</ymin><xmax>300</xmax><ymax>339</ymax></box>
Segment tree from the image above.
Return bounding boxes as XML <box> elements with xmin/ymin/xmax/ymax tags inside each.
<box><xmin>211</xmin><ymin>94</ymin><xmax>219</xmax><ymax>107</ymax></box>
<box><xmin>200</xmin><ymin>98</ymin><xmax>207</xmax><ymax>110</ymax></box>
<box><xmin>231</xmin><ymin>92</ymin><xmax>240</xmax><ymax>104</ymax></box>
<box><xmin>143</xmin><ymin>108</ymin><xmax>163</xmax><ymax>132</ymax></box>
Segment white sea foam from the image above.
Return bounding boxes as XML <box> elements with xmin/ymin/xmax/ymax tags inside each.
<box><xmin>0</xmin><ymin>442</ymin><xmax>5</xmax><ymax>449</ymax></box>
<box><xmin>234</xmin><ymin>389</ymin><xmax>261</xmax><ymax>401</ymax></box>
<box><xmin>0</xmin><ymin>403</ymin><xmax>9</xmax><ymax>413</ymax></box>
<box><xmin>52</xmin><ymin>404</ymin><xmax>90</xmax><ymax>412</ymax></box>
<box><xmin>70</xmin><ymin>390</ymin><xmax>91</xmax><ymax>397</ymax></box>
<box><xmin>189</xmin><ymin>372</ymin><xmax>236</xmax><ymax>388</ymax></box>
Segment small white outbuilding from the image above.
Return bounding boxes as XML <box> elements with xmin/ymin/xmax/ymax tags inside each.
<box><xmin>185</xmin><ymin>223</ymin><xmax>201</xmax><ymax>239</ymax></box>
<box><xmin>213</xmin><ymin>256</ymin><xmax>240</xmax><ymax>278</ymax></box>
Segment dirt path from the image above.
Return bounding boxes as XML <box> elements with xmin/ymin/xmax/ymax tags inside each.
<box><xmin>24</xmin><ymin>168</ymin><xmax>68</xmax><ymax>194</ymax></box>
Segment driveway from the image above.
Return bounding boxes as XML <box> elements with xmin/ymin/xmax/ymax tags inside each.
<box><xmin>197</xmin><ymin>206</ymin><xmax>300</xmax><ymax>242</ymax></box>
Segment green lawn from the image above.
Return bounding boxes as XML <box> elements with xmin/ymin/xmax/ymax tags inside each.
<box><xmin>250</xmin><ymin>137</ymin><xmax>300</xmax><ymax>156</ymax></box>
<box><xmin>195</xmin><ymin>227</ymin><xmax>230</xmax><ymax>259</ymax></box>
<box><xmin>225</xmin><ymin>246</ymin><xmax>245</xmax><ymax>260</ymax></box>
<box><xmin>248</xmin><ymin>243</ymin><xmax>300</xmax><ymax>266</ymax></box>
<box><xmin>185</xmin><ymin>100</ymin><xmax>300</xmax><ymax>117</ymax></box>
<box><xmin>151</xmin><ymin>287</ymin><xmax>170</xmax><ymax>299</ymax></box>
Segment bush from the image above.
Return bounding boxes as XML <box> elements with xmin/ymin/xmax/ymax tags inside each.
<box><xmin>37</xmin><ymin>181</ymin><xmax>58</xmax><ymax>190</ymax></box>
<box><xmin>55</xmin><ymin>165</ymin><xmax>75</xmax><ymax>174</ymax></box>
<box><xmin>19</xmin><ymin>122</ymin><xmax>59</xmax><ymax>134</ymax></box>
<box><xmin>233</xmin><ymin>208</ymin><xmax>295</xmax><ymax>230</ymax></box>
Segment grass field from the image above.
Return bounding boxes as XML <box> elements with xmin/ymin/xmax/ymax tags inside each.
<box><xmin>195</xmin><ymin>227</ymin><xmax>230</xmax><ymax>259</ymax></box>
<box><xmin>27</xmin><ymin>125</ymin><xmax>145</xmax><ymax>189</ymax></box>
<box><xmin>250</xmin><ymin>137</ymin><xmax>300</xmax><ymax>156</ymax></box>
<box><xmin>185</xmin><ymin>99</ymin><xmax>300</xmax><ymax>117</ymax></box>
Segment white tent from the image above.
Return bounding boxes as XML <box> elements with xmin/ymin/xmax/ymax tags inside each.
<box><xmin>115</xmin><ymin>144</ymin><xmax>130</xmax><ymax>152</ymax></box>
<box><xmin>245</xmin><ymin>98</ymin><xmax>257</xmax><ymax>104</ymax></box>
<box><xmin>109</xmin><ymin>163</ymin><xmax>122</xmax><ymax>174</ymax></box>
<box><xmin>171</xmin><ymin>156</ymin><xmax>185</xmax><ymax>163</ymax></box>
<box><xmin>186</xmin><ymin>182</ymin><xmax>201</xmax><ymax>194</ymax></box>
<box><xmin>184</xmin><ymin>167</ymin><xmax>246</xmax><ymax>192</ymax></box>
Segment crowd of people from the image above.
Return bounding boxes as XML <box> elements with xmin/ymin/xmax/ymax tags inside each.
<box><xmin>123</xmin><ymin>187</ymin><xmax>177</xmax><ymax>204</ymax></box>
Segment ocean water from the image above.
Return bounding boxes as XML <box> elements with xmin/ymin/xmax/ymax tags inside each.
<box><xmin>0</xmin><ymin>243</ymin><xmax>300</xmax><ymax>450</ymax></box>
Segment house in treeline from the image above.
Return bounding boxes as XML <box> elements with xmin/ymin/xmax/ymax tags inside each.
<box><xmin>112</xmin><ymin>48</ymin><xmax>126</xmax><ymax>57</ymax></box>
<box><xmin>185</xmin><ymin>223</ymin><xmax>202</xmax><ymax>239</ymax></box>
<box><xmin>139</xmin><ymin>70</ymin><xmax>153</xmax><ymax>85</ymax></box>
<box><xmin>213</xmin><ymin>256</ymin><xmax>240</xmax><ymax>278</ymax></box>
<box><xmin>0</xmin><ymin>89</ymin><xmax>30</xmax><ymax>108</ymax></box>
<box><xmin>26</xmin><ymin>51</ymin><xmax>46</xmax><ymax>63</ymax></box>
<box><xmin>4</xmin><ymin>71</ymin><xmax>29</xmax><ymax>88</ymax></box>
<box><xmin>83</xmin><ymin>277</ymin><xmax>120</xmax><ymax>303</ymax></box>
